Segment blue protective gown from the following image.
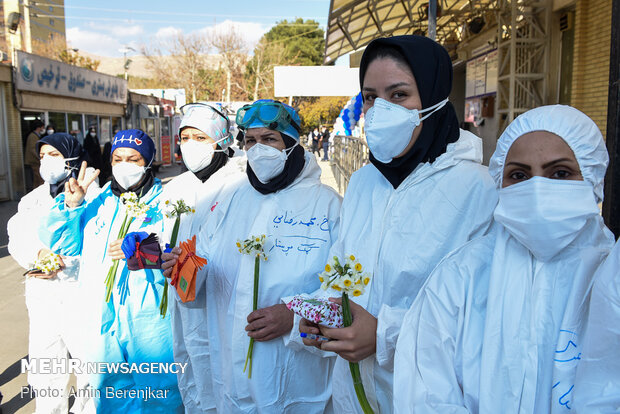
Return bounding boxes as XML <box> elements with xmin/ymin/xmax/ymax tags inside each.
<box><xmin>39</xmin><ymin>179</ymin><xmax>183</xmax><ymax>413</ymax></box>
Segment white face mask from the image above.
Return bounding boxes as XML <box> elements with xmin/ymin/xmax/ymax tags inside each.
<box><xmin>112</xmin><ymin>162</ymin><xmax>147</xmax><ymax>190</ymax></box>
<box><xmin>494</xmin><ymin>176</ymin><xmax>599</xmax><ymax>262</ymax></box>
<box><xmin>180</xmin><ymin>137</ymin><xmax>226</xmax><ymax>173</ymax></box>
<box><xmin>46</xmin><ymin>129</ymin><xmax>54</xmax><ymax>135</ymax></box>
<box><xmin>365</xmin><ymin>97</ymin><xmax>448</xmax><ymax>163</ymax></box>
<box><xmin>246</xmin><ymin>142</ymin><xmax>298</xmax><ymax>184</ymax></box>
<box><xmin>89</xmin><ymin>131</ymin><xmax>96</xmax><ymax>137</ymax></box>
<box><xmin>39</xmin><ymin>155</ymin><xmax>75</xmax><ymax>184</ymax></box>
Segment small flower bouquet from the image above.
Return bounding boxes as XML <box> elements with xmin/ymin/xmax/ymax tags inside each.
<box><xmin>237</xmin><ymin>234</ymin><xmax>268</xmax><ymax>378</ymax></box>
<box><xmin>320</xmin><ymin>255</ymin><xmax>373</xmax><ymax>414</ymax></box>
<box><xmin>104</xmin><ymin>192</ymin><xmax>149</xmax><ymax>303</ymax></box>
<box><xmin>160</xmin><ymin>199</ymin><xmax>195</xmax><ymax>317</ymax></box>
<box><xmin>32</xmin><ymin>252</ymin><xmax>63</xmax><ymax>275</ymax></box>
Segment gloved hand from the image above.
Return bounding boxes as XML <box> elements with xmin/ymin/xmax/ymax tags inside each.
<box><xmin>121</xmin><ymin>231</ymin><xmax>149</xmax><ymax>259</ymax></box>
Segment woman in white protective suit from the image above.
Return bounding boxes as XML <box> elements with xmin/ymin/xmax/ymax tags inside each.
<box><xmin>573</xmin><ymin>240</ymin><xmax>620</xmax><ymax>412</ymax></box>
<box><xmin>161</xmin><ymin>103</ymin><xmax>244</xmax><ymax>413</ymax></box>
<box><xmin>163</xmin><ymin>99</ymin><xmax>342</xmax><ymax>412</ymax></box>
<box><xmin>393</xmin><ymin>105</ymin><xmax>616</xmax><ymax>413</ymax></box>
<box><xmin>8</xmin><ymin>132</ymin><xmax>99</xmax><ymax>414</ymax></box>
<box><xmin>299</xmin><ymin>35</ymin><xmax>498</xmax><ymax>413</ymax></box>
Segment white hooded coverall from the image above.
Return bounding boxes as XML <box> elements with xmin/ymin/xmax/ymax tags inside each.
<box><xmin>573</xmin><ymin>239</ymin><xmax>620</xmax><ymax>412</ymax></box>
<box><xmin>328</xmin><ymin>130</ymin><xmax>498</xmax><ymax>413</ymax></box>
<box><xmin>196</xmin><ymin>152</ymin><xmax>342</xmax><ymax>413</ymax></box>
<box><xmin>161</xmin><ymin>162</ymin><xmax>245</xmax><ymax>414</ymax></box>
<box><xmin>393</xmin><ymin>105</ymin><xmax>615</xmax><ymax>414</ymax></box>
<box><xmin>7</xmin><ymin>173</ymin><xmax>99</xmax><ymax>414</ymax></box>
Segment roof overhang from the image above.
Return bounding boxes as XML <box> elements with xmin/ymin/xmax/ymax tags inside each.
<box><xmin>324</xmin><ymin>0</ymin><xmax>499</xmax><ymax>64</ymax></box>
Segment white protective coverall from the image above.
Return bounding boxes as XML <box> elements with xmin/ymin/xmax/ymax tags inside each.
<box><xmin>161</xmin><ymin>162</ymin><xmax>245</xmax><ymax>414</ymax></box>
<box><xmin>394</xmin><ymin>105</ymin><xmax>615</xmax><ymax>414</ymax></box>
<box><xmin>328</xmin><ymin>129</ymin><xmax>498</xmax><ymax>413</ymax></box>
<box><xmin>196</xmin><ymin>152</ymin><xmax>342</xmax><ymax>413</ymax></box>
<box><xmin>573</xmin><ymin>239</ymin><xmax>620</xmax><ymax>412</ymax></box>
<box><xmin>7</xmin><ymin>173</ymin><xmax>99</xmax><ymax>414</ymax></box>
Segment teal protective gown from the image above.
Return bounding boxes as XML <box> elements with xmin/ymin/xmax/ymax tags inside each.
<box><xmin>40</xmin><ymin>180</ymin><xmax>183</xmax><ymax>413</ymax></box>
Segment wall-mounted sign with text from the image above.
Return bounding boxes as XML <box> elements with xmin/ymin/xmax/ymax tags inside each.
<box><xmin>15</xmin><ymin>50</ymin><xmax>128</xmax><ymax>104</ymax></box>
<box><xmin>465</xmin><ymin>49</ymin><xmax>498</xmax><ymax>99</ymax></box>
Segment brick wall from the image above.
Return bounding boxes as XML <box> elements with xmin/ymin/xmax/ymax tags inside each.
<box><xmin>571</xmin><ymin>0</ymin><xmax>612</xmax><ymax>136</ymax></box>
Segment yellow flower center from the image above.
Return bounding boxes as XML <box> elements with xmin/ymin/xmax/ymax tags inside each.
<box><xmin>325</xmin><ymin>264</ymin><xmax>332</xmax><ymax>272</ymax></box>
<box><xmin>363</xmin><ymin>277</ymin><xmax>370</xmax><ymax>285</ymax></box>
<box><xmin>353</xmin><ymin>289</ymin><xmax>362</xmax><ymax>297</ymax></box>
<box><xmin>355</xmin><ymin>263</ymin><xmax>362</xmax><ymax>272</ymax></box>
<box><xmin>343</xmin><ymin>279</ymin><xmax>352</xmax><ymax>287</ymax></box>
<box><xmin>349</xmin><ymin>255</ymin><xmax>356</xmax><ymax>261</ymax></box>
<box><xmin>332</xmin><ymin>284</ymin><xmax>342</xmax><ymax>291</ymax></box>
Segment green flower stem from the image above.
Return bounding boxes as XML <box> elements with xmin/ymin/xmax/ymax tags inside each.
<box><xmin>160</xmin><ymin>216</ymin><xmax>181</xmax><ymax>318</ymax></box>
<box><xmin>342</xmin><ymin>292</ymin><xmax>374</xmax><ymax>414</ymax></box>
<box><xmin>104</xmin><ymin>215</ymin><xmax>133</xmax><ymax>303</ymax></box>
<box><xmin>243</xmin><ymin>255</ymin><xmax>261</xmax><ymax>378</ymax></box>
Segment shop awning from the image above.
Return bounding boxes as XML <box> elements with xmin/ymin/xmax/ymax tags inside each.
<box><xmin>324</xmin><ymin>0</ymin><xmax>498</xmax><ymax>64</ymax></box>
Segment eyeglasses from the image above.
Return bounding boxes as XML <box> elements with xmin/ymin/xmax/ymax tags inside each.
<box><xmin>235</xmin><ymin>101</ymin><xmax>300</xmax><ymax>133</ymax></box>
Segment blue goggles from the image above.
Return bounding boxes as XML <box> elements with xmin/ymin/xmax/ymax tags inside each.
<box><xmin>235</xmin><ymin>101</ymin><xmax>301</xmax><ymax>134</ymax></box>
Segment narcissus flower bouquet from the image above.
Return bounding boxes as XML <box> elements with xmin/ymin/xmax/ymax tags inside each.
<box><xmin>104</xmin><ymin>192</ymin><xmax>149</xmax><ymax>303</ymax></box>
<box><xmin>319</xmin><ymin>254</ymin><xmax>373</xmax><ymax>414</ymax></box>
<box><xmin>160</xmin><ymin>199</ymin><xmax>195</xmax><ymax>317</ymax></box>
<box><xmin>237</xmin><ymin>234</ymin><xmax>268</xmax><ymax>378</ymax></box>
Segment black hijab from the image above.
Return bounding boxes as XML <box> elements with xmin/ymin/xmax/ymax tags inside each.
<box><xmin>193</xmin><ymin>146</ymin><xmax>232</xmax><ymax>183</ymax></box>
<box><xmin>246</xmin><ymin>134</ymin><xmax>305</xmax><ymax>195</ymax></box>
<box><xmin>37</xmin><ymin>133</ymin><xmax>85</xmax><ymax>198</ymax></box>
<box><xmin>359</xmin><ymin>35</ymin><xmax>460</xmax><ymax>189</ymax></box>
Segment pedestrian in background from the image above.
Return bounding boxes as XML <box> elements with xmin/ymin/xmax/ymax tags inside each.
<box><xmin>321</xmin><ymin>125</ymin><xmax>330</xmax><ymax>161</ymax></box>
<box><xmin>24</xmin><ymin>119</ymin><xmax>45</xmax><ymax>191</ymax></box>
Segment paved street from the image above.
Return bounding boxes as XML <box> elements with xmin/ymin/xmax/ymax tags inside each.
<box><xmin>0</xmin><ymin>155</ymin><xmax>338</xmax><ymax>413</ymax></box>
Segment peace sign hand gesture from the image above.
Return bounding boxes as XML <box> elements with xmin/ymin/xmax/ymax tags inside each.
<box><xmin>64</xmin><ymin>161</ymin><xmax>99</xmax><ymax>208</ymax></box>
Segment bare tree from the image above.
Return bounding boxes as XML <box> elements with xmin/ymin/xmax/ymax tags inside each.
<box><xmin>210</xmin><ymin>25</ymin><xmax>249</xmax><ymax>102</ymax></box>
<box><xmin>142</xmin><ymin>32</ymin><xmax>209</xmax><ymax>102</ymax></box>
<box><xmin>246</xmin><ymin>39</ymin><xmax>287</xmax><ymax>101</ymax></box>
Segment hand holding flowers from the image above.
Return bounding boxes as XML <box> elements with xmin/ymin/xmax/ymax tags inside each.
<box><xmin>26</xmin><ymin>249</ymin><xmax>65</xmax><ymax>279</ymax></box>
<box><xmin>237</xmin><ymin>234</ymin><xmax>268</xmax><ymax>378</ymax></box>
<box><xmin>104</xmin><ymin>192</ymin><xmax>149</xmax><ymax>303</ymax></box>
<box><xmin>310</xmin><ymin>254</ymin><xmax>375</xmax><ymax>414</ymax></box>
<box><xmin>160</xmin><ymin>199</ymin><xmax>195</xmax><ymax>317</ymax></box>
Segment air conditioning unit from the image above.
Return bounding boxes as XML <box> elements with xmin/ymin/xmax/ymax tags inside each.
<box><xmin>559</xmin><ymin>12</ymin><xmax>574</xmax><ymax>32</ymax></box>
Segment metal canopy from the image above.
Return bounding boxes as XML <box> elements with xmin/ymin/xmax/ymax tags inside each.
<box><xmin>324</xmin><ymin>0</ymin><xmax>499</xmax><ymax>64</ymax></box>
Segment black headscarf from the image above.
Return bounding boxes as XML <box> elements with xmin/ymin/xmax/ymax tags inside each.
<box><xmin>246</xmin><ymin>135</ymin><xmax>305</xmax><ymax>195</ymax></box>
<box><xmin>193</xmin><ymin>147</ymin><xmax>233</xmax><ymax>183</ymax></box>
<box><xmin>359</xmin><ymin>35</ymin><xmax>460</xmax><ymax>188</ymax></box>
<box><xmin>37</xmin><ymin>133</ymin><xmax>86</xmax><ymax>198</ymax></box>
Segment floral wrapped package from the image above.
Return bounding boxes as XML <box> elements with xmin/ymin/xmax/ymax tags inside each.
<box><xmin>286</xmin><ymin>296</ymin><xmax>344</xmax><ymax>328</ymax></box>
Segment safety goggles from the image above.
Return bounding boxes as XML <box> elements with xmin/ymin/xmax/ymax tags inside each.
<box><xmin>235</xmin><ymin>101</ymin><xmax>301</xmax><ymax>133</ymax></box>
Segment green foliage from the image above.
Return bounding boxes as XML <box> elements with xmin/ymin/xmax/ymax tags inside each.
<box><xmin>297</xmin><ymin>96</ymin><xmax>349</xmax><ymax>132</ymax></box>
<box><xmin>263</xmin><ymin>18</ymin><xmax>324</xmax><ymax>66</ymax></box>
<box><xmin>246</xmin><ymin>18</ymin><xmax>325</xmax><ymax>101</ymax></box>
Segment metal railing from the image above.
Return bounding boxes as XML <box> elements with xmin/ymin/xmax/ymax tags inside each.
<box><xmin>330</xmin><ymin>135</ymin><xmax>370</xmax><ymax>194</ymax></box>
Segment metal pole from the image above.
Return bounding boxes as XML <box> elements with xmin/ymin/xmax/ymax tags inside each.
<box><xmin>603</xmin><ymin>0</ymin><xmax>620</xmax><ymax>239</ymax></box>
<box><xmin>428</xmin><ymin>0</ymin><xmax>437</xmax><ymax>41</ymax></box>
<box><xmin>23</xmin><ymin>0</ymin><xmax>32</xmax><ymax>53</ymax></box>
